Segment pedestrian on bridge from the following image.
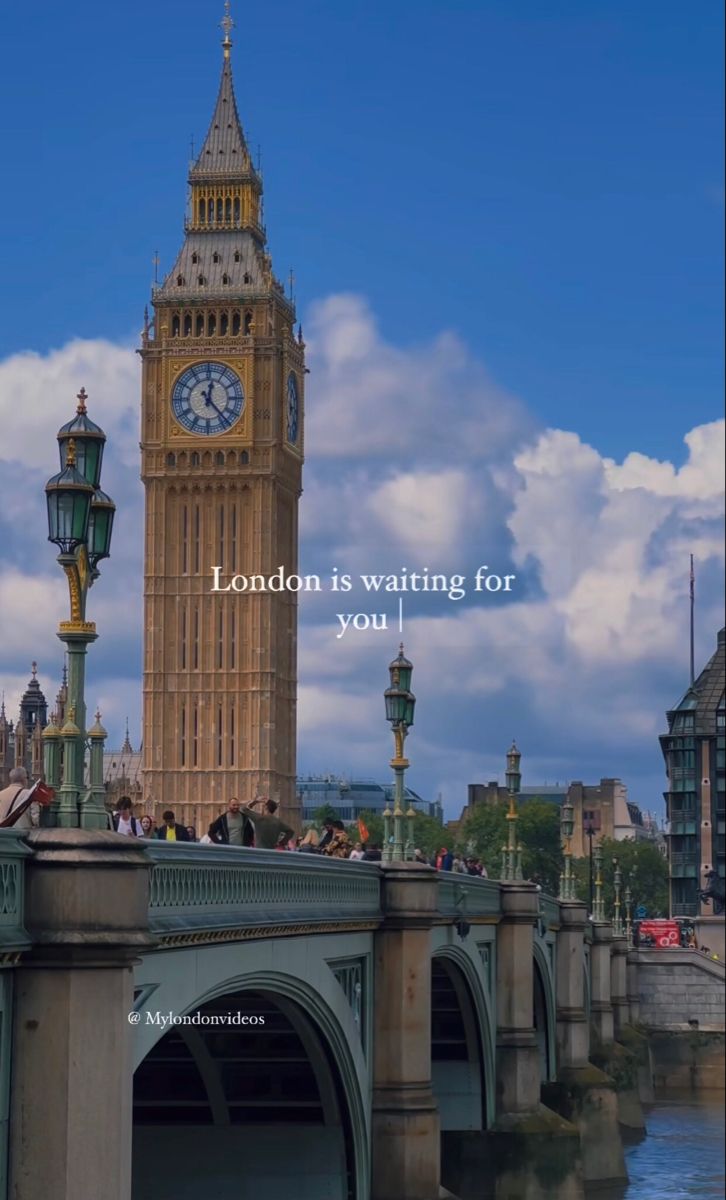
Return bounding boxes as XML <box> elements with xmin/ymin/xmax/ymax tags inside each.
<box><xmin>156</xmin><ymin>810</ymin><xmax>191</xmax><ymax>841</ymax></box>
<box><xmin>208</xmin><ymin>798</ymin><xmax>253</xmax><ymax>847</ymax></box>
<box><xmin>238</xmin><ymin>797</ymin><xmax>295</xmax><ymax>851</ymax></box>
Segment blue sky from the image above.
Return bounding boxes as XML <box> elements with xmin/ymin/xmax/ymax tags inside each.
<box><xmin>2</xmin><ymin>0</ymin><xmax>723</xmax><ymax>459</ymax></box>
<box><xmin>0</xmin><ymin>2</ymin><xmax>723</xmax><ymax>818</ymax></box>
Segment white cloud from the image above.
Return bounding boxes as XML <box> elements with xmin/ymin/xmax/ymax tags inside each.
<box><xmin>0</xmin><ymin>307</ymin><xmax>723</xmax><ymax>819</ymax></box>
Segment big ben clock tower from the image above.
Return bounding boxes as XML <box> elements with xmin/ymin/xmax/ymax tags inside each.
<box><xmin>140</xmin><ymin>7</ymin><xmax>303</xmax><ymax>829</ymax></box>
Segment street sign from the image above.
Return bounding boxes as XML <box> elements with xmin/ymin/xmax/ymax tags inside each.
<box><xmin>635</xmin><ymin>905</ymin><xmax>647</xmax><ymax>919</ymax></box>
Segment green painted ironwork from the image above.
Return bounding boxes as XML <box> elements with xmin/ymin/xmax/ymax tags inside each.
<box><xmin>539</xmin><ymin>892</ymin><xmax>561</xmax><ymax>932</ymax></box>
<box><xmin>437</xmin><ymin>874</ymin><xmax>502</xmax><ymax>918</ymax></box>
<box><xmin>0</xmin><ymin>832</ymin><xmax>32</xmax><ymax>957</ymax></box>
<box><xmin>145</xmin><ymin>845</ymin><xmax>382</xmax><ymax>938</ymax></box>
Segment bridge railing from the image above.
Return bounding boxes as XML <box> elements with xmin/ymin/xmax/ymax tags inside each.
<box><xmin>0</xmin><ymin>830</ymin><xmax>32</xmax><ymax>958</ymax></box>
<box><xmin>539</xmin><ymin>892</ymin><xmax>561</xmax><ymax>931</ymax></box>
<box><xmin>437</xmin><ymin>873</ymin><xmax>502</xmax><ymax>918</ymax></box>
<box><xmin>145</xmin><ymin>844</ymin><xmax>383</xmax><ymax>941</ymax></box>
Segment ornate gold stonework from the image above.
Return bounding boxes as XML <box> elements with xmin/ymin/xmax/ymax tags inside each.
<box><xmin>59</xmin><ymin>620</ymin><xmax>97</xmax><ymax>635</ymax></box>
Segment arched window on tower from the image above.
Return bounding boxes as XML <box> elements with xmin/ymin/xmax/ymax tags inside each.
<box><xmin>222</xmin><ymin>274</ymin><xmax>229</xmax><ymax>288</ymax></box>
<box><xmin>232</xmin><ymin>311</ymin><xmax>241</xmax><ymax>335</ymax></box>
<box><xmin>207</xmin><ymin>313</ymin><xmax>217</xmax><ymax>336</ymax></box>
<box><xmin>234</xmin><ymin>198</ymin><xmax>240</xmax><ymax>223</ymax></box>
<box><xmin>198</xmin><ymin>199</ymin><xmax>205</xmax><ymax>224</ymax></box>
<box><xmin>234</xmin><ymin>249</ymin><xmax>241</xmax><ymax>263</ymax></box>
<box><xmin>166</xmin><ymin>452</ymin><xmax>176</xmax><ymax>467</ymax></box>
<box><xmin>176</xmin><ymin>275</ymin><xmax>185</xmax><ymax>287</ymax></box>
<box><xmin>240</xmin><ymin>450</ymin><xmax>249</xmax><ymax>465</ymax></box>
<box><xmin>225</xmin><ymin>197</ymin><xmax>232</xmax><ymax>222</ymax></box>
<box><xmin>220</xmin><ymin>311</ymin><xmax>229</xmax><ymax>335</ymax></box>
<box><xmin>190</xmin><ymin>451</ymin><xmax>200</xmax><ymax>467</ymax></box>
<box><xmin>216</xmin><ymin>197</ymin><xmax>223</xmax><ymax>223</ymax></box>
<box><xmin>171</xmin><ymin>314</ymin><xmax>180</xmax><ymax>337</ymax></box>
<box><xmin>183</xmin><ymin>313</ymin><xmax>192</xmax><ymax>337</ymax></box>
<box><xmin>195</xmin><ymin>313</ymin><xmax>204</xmax><ymax>337</ymax></box>
<box><xmin>244</xmin><ymin>311</ymin><xmax>253</xmax><ymax>335</ymax></box>
<box><xmin>207</xmin><ymin>198</ymin><xmax>214</xmax><ymax>223</ymax></box>
<box><xmin>243</xmin><ymin>272</ymin><xmax>251</xmax><ymax>284</ymax></box>
<box><xmin>215</xmin><ymin>451</ymin><xmax>225</xmax><ymax>466</ymax></box>
<box><xmin>213</xmin><ymin>252</ymin><xmax>220</xmax><ymax>264</ymax></box>
<box><xmin>198</xmin><ymin>274</ymin><xmax>206</xmax><ymax>286</ymax></box>
<box><xmin>192</xmin><ymin>252</ymin><xmax>199</xmax><ymax>264</ymax></box>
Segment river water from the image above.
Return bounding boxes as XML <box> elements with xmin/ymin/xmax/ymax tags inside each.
<box><xmin>596</xmin><ymin>1095</ymin><xmax>725</xmax><ymax>1200</ymax></box>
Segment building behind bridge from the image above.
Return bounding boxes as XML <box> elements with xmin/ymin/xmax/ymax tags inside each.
<box><xmin>661</xmin><ymin>626</ymin><xmax>726</xmax><ymax>918</ymax></box>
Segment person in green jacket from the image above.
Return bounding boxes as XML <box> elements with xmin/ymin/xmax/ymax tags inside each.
<box><xmin>240</xmin><ymin>796</ymin><xmax>295</xmax><ymax>850</ymax></box>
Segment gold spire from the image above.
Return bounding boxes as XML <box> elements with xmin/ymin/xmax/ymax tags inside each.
<box><xmin>221</xmin><ymin>0</ymin><xmax>234</xmax><ymax>59</ymax></box>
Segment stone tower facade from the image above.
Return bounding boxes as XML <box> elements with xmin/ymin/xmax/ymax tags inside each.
<box><xmin>140</xmin><ymin>20</ymin><xmax>304</xmax><ymax>830</ymax></box>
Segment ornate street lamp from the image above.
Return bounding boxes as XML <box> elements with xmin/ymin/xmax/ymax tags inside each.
<box><xmin>559</xmin><ymin>796</ymin><xmax>577</xmax><ymax>901</ymax></box>
<box><xmin>593</xmin><ymin>841</ymin><xmax>606</xmax><ymax>922</ymax></box>
<box><xmin>44</xmin><ymin>389</ymin><xmax>115</xmax><ymax>828</ymax></box>
<box><xmin>382</xmin><ymin>645</ymin><xmax>416</xmax><ymax>862</ymax></box>
<box><xmin>502</xmin><ymin>778</ymin><xmax>522</xmax><ymax>883</ymax></box>
<box><xmin>624</xmin><ymin>883</ymin><xmax>633</xmax><ymax>944</ymax></box>
<box><xmin>612</xmin><ymin>858</ymin><xmax>624</xmax><ymax>936</ymax></box>
<box><xmin>583</xmin><ymin>816</ymin><xmax>596</xmax><ymax>917</ymax></box>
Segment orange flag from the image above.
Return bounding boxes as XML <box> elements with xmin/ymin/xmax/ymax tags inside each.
<box><xmin>357</xmin><ymin>817</ymin><xmax>369</xmax><ymax>843</ymax></box>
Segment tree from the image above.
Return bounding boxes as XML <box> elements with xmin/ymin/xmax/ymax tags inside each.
<box><xmin>311</xmin><ymin>803</ymin><xmax>338</xmax><ymax>828</ymax></box>
<box><xmin>572</xmin><ymin>838</ymin><xmax>668</xmax><ymax>919</ymax></box>
<box><xmin>454</xmin><ymin>798</ymin><xmax>563</xmax><ymax>892</ymax></box>
<box><xmin>355</xmin><ymin>810</ymin><xmax>447</xmax><ymax>858</ymax></box>
<box><xmin>518</xmin><ymin>800</ymin><xmax>563</xmax><ymax>895</ymax></box>
<box><xmin>454</xmin><ymin>802</ymin><xmax>507</xmax><ymax>875</ymax></box>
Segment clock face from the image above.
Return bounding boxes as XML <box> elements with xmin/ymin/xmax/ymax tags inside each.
<box><xmin>171</xmin><ymin>363</ymin><xmax>244</xmax><ymax>435</ymax></box>
<box><xmin>286</xmin><ymin>372</ymin><xmax>299</xmax><ymax>444</ymax></box>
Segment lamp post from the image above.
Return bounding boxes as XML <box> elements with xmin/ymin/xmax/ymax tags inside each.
<box><xmin>583</xmin><ymin>817</ymin><xmax>595</xmax><ymax>917</ymax></box>
<box><xmin>624</xmin><ymin>884</ymin><xmax>633</xmax><ymax>944</ymax></box>
<box><xmin>502</xmin><ymin>790</ymin><xmax>522</xmax><ymax>882</ymax></box>
<box><xmin>559</xmin><ymin>796</ymin><xmax>576</xmax><ymax>901</ymax></box>
<box><xmin>44</xmin><ymin>389</ymin><xmax>115</xmax><ymax>828</ymax></box>
<box><xmin>382</xmin><ymin>645</ymin><xmax>416</xmax><ymax>863</ymax></box>
<box><xmin>613</xmin><ymin>858</ymin><xmax>623</xmax><ymax>936</ymax></box>
<box><xmin>593</xmin><ymin>841</ymin><xmax>606</xmax><ymax>922</ymax></box>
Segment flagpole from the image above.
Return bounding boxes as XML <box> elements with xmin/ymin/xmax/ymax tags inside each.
<box><xmin>690</xmin><ymin>554</ymin><xmax>695</xmax><ymax>686</ymax></box>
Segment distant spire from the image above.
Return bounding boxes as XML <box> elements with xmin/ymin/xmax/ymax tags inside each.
<box><xmin>76</xmin><ymin>387</ymin><xmax>88</xmax><ymax>414</ymax></box>
<box><xmin>221</xmin><ymin>0</ymin><xmax>234</xmax><ymax>59</ymax></box>
<box><xmin>122</xmin><ymin>718</ymin><xmax>133</xmax><ymax>755</ymax></box>
<box><xmin>31</xmin><ymin>661</ymin><xmax>38</xmax><ymax>680</ymax></box>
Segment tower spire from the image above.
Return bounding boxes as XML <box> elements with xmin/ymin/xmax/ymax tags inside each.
<box><xmin>221</xmin><ymin>1</ymin><xmax>234</xmax><ymax>60</ymax></box>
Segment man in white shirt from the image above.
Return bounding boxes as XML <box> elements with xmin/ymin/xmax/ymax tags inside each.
<box><xmin>0</xmin><ymin>767</ymin><xmax>40</xmax><ymax>830</ymax></box>
<box><xmin>111</xmin><ymin>797</ymin><xmax>141</xmax><ymax>836</ymax></box>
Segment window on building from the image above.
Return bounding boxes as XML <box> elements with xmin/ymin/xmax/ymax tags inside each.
<box><xmin>229</xmin><ymin>705</ymin><xmax>235</xmax><ymax>766</ymax></box>
<box><xmin>192</xmin><ymin>707</ymin><xmax>198</xmax><ymax>767</ymax></box>
<box><xmin>181</xmin><ymin>504</ymin><xmax>188</xmax><ymax>574</ymax></box>
<box><xmin>180</xmin><ymin>706</ymin><xmax>186</xmax><ymax>767</ymax></box>
<box><xmin>196</xmin><ymin>313</ymin><xmax>204</xmax><ymax>337</ymax></box>
<box><xmin>193</xmin><ymin>607</ymin><xmax>199</xmax><ymax>670</ymax></box>
<box><xmin>180</xmin><ymin>605</ymin><xmax>187</xmax><ymax>670</ymax></box>
<box><xmin>193</xmin><ymin>505</ymin><xmax>200</xmax><ymax>572</ymax></box>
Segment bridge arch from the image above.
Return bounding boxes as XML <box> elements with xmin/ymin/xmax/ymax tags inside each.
<box><xmin>532</xmin><ymin>941</ymin><xmax>557</xmax><ymax>1083</ymax></box>
<box><xmin>132</xmin><ymin>968</ymin><xmax>369</xmax><ymax>1200</ymax></box>
<box><xmin>431</xmin><ymin>946</ymin><xmax>496</xmax><ymax>1129</ymax></box>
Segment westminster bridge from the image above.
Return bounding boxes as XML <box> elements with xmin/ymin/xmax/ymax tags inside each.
<box><xmin>0</xmin><ymin>830</ymin><xmax>723</xmax><ymax>1200</ymax></box>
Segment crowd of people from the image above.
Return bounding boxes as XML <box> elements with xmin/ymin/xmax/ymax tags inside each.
<box><xmin>108</xmin><ymin>798</ymin><xmax>491</xmax><ymax>872</ymax></box>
